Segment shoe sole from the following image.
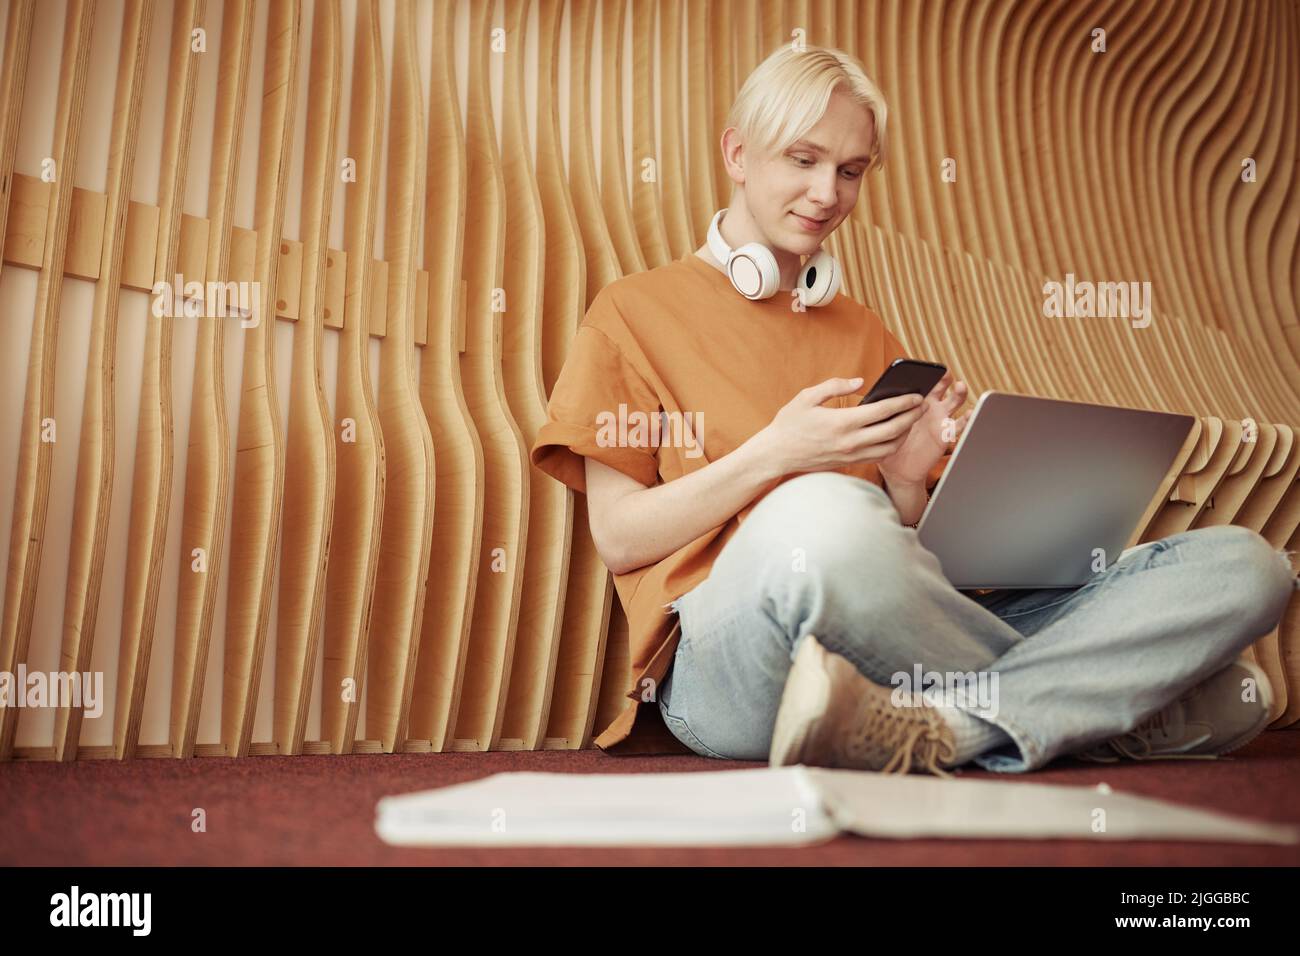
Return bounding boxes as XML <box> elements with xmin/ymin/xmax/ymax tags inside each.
<box><xmin>769</xmin><ymin>634</ymin><xmax>834</xmax><ymax>767</ymax></box>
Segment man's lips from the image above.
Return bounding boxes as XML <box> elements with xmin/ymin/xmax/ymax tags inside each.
<box><xmin>792</xmin><ymin>212</ymin><xmax>830</xmax><ymax>226</ymax></box>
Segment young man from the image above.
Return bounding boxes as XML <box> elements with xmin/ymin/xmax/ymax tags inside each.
<box><xmin>530</xmin><ymin>45</ymin><xmax>1298</xmax><ymax>775</ymax></box>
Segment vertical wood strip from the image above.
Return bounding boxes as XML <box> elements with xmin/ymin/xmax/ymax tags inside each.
<box><xmin>628</xmin><ymin>0</ymin><xmax>671</xmax><ymax>270</ymax></box>
<box><xmin>598</xmin><ymin>0</ymin><xmax>646</xmax><ymax>275</ymax></box>
<box><xmin>116</xmin><ymin>0</ymin><xmax>205</xmax><ymax>760</ymax></box>
<box><xmin>407</xmin><ymin>0</ymin><xmax>484</xmax><ymax>752</ymax></box>
<box><xmin>220</xmin><ymin>0</ymin><xmax>300</xmax><ymax>757</ymax></box>
<box><xmin>273</xmin><ymin>0</ymin><xmax>339</xmax><ymax>755</ymax></box>
<box><xmin>452</xmin><ymin>0</ymin><xmax>531</xmax><ymax>750</ymax></box>
<box><xmin>320</xmin><ymin>0</ymin><xmax>385</xmax><ymax>755</ymax></box>
<box><xmin>55</xmin><ymin>0</ymin><xmax>155</xmax><ymax>762</ymax></box>
<box><xmin>499</xmin><ymin>0</ymin><xmax>570</xmax><ymax>750</ymax></box>
<box><xmin>171</xmin><ymin>0</ymin><xmax>254</xmax><ymax>760</ymax></box>
<box><xmin>367</xmin><ymin>0</ymin><xmax>436</xmax><ymax>753</ymax></box>
<box><xmin>0</xmin><ymin>0</ymin><xmax>36</xmax><ymax>290</ymax></box>
<box><xmin>656</xmin><ymin>0</ymin><xmax>694</xmax><ymax>258</ymax></box>
<box><xmin>533</xmin><ymin>0</ymin><xmax>588</xmax><ymax>749</ymax></box>
<box><xmin>0</xmin><ymin>0</ymin><xmax>97</xmax><ymax>761</ymax></box>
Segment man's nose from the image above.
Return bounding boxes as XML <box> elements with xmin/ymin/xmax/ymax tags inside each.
<box><xmin>808</xmin><ymin>165</ymin><xmax>838</xmax><ymax>205</ymax></box>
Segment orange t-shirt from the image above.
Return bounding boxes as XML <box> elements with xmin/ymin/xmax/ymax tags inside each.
<box><xmin>529</xmin><ymin>250</ymin><xmax>953</xmax><ymax>754</ymax></box>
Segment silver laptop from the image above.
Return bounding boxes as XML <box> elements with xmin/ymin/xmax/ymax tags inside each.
<box><xmin>916</xmin><ymin>391</ymin><xmax>1196</xmax><ymax>589</ymax></box>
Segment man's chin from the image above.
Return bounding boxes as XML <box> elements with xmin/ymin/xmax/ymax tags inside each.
<box><xmin>778</xmin><ymin>231</ymin><xmax>830</xmax><ymax>255</ymax></box>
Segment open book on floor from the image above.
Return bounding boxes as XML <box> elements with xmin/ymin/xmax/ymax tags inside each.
<box><xmin>374</xmin><ymin>765</ymin><xmax>1299</xmax><ymax>848</ymax></box>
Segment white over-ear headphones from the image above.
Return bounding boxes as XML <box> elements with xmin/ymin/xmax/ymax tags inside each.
<box><xmin>706</xmin><ymin>208</ymin><xmax>841</xmax><ymax>307</ymax></box>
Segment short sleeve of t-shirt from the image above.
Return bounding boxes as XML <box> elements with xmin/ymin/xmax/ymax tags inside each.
<box><xmin>881</xmin><ymin>324</ymin><xmax>954</xmax><ymax>492</ymax></box>
<box><xmin>530</xmin><ymin>298</ymin><xmax>662</xmax><ymax>495</ymax></box>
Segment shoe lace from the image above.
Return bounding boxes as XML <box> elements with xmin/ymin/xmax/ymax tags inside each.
<box><xmin>841</xmin><ymin>697</ymin><xmax>958</xmax><ymax>779</ymax></box>
<box><xmin>1095</xmin><ymin>709</ymin><xmax>1169</xmax><ymax>760</ymax></box>
<box><xmin>1078</xmin><ymin>697</ymin><xmax>1219</xmax><ymax>763</ymax></box>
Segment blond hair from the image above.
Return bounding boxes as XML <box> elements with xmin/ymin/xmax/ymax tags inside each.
<box><xmin>725</xmin><ymin>45</ymin><xmax>888</xmax><ymax>174</ymax></box>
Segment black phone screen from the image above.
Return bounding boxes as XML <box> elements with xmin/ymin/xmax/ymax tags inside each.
<box><xmin>857</xmin><ymin>358</ymin><xmax>948</xmax><ymax>407</ymax></box>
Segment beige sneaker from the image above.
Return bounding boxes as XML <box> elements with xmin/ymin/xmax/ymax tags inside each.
<box><xmin>1075</xmin><ymin>659</ymin><xmax>1274</xmax><ymax>764</ymax></box>
<box><xmin>769</xmin><ymin>634</ymin><xmax>958</xmax><ymax>777</ymax></box>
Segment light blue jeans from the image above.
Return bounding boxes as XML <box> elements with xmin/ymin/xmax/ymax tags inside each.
<box><xmin>658</xmin><ymin>471</ymin><xmax>1300</xmax><ymax>772</ymax></box>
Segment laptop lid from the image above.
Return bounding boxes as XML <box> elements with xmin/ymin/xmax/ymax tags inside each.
<box><xmin>916</xmin><ymin>391</ymin><xmax>1196</xmax><ymax>589</ymax></box>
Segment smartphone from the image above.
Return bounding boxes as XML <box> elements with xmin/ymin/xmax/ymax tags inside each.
<box><xmin>857</xmin><ymin>358</ymin><xmax>948</xmax><ymax>408</ymax></box>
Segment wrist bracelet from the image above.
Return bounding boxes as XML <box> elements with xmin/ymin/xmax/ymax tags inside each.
<box><xmin>903</xmin><ymin>486</ymin><xmax>932</xmax><ymax>529</ymax></box>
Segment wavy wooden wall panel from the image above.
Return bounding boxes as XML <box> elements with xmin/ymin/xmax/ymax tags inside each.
<box><xmin>706</xmin><ymin>0</ymin><xmax>733</xmax><ymax>213</ymax></box>
<box><xmin>4</xmin><ymin>0</ymin><xmax>1298</xmax><ymax>761</ymax></box>
<box><xmin>1156</xmin><ymin>0</ymin><xmax>1246</xmax><ymax>334</ymax></box>
<box><xmin>54</xmin><ymin>0</ymin><xmax>153</xmax><ymax>762</ymax></box>
<box><xmin>538</xmin><ymin>0</ymin><xmax>583</xmax><ymax>395</ymax></box>
<box><xmin>115</xmin><ymin>0</ymin><xmax>203</xmax><ymax>760</ymax></box>
<box><xmin>684</xmin><ymin>0</ymin><xmax>716</xmax><ymax>249</ymax></box>
<box><xmin>534</xmin><ymin>0</ymin><xmax>589</xmax><ymax>749</ymax></box>
<box><xmin>273</xmin><ymin>0</ymin><xmax>339</xmax><ymax>755</ymax></box>
<box><xmin>366</xmin><ymin>0</ymin><xmax>435</xmax><ymax>753</ymax></box>
<box><xmin>407</xmin><ymin>0</ymin><xmax>482</xmax><ymax>752</ymax></box>
<box><xmin>629</xmin><ymin>0</ymin><xmax>671</xmax><ymax>271</ymax></box>
<box><xmin>945</xmin><ymin>249</ymin><xmax>1023</xmax><ymax>397</ymax></box>
<box><xmin>1237</xmin><ymin>1</ymin><xmax>1300</xmax><ymax>414</ymax></box>
<box><xmin>497</xmin><ymin>0</ymin><xmax>572</xmax><ymax>751</ymax></box>
<box><xmin>598</xmin><ymin>0</ymin><xmax>647</xmax><ymax>277</ymax></box>
<box><xmin>759</xmin><ymin>0</ymin><xmax>782</xmax><ymax>56</ymax></box>
<box><xmin>220</xmin><ymin>0</ymin><xmax>299</xmax><ymax>758</ymax></box>
<box><xmin>595</xmin><ymin>0</ymin><xmax>665</xmax><ymax>743</ymax></box>
<box><xmin>170</xmin><ymin>0</ymin><xmax>252</xmax><ymax>759</ymax></box>
<box><xmin>732</xmin><ymin>0</ymin><xmax>760</xmax><ymax>118</ymax></box>
<box><xmin>1196</xmin><ymin>423</ymin><xmax>1289</xmax><ymax>722</ymax></box>
<box><xmin>906</xmin><ymin>238</ymin><xmax>988</xmax><ymax>396</ymax></box>
<box><xmin>0</xmin><ymin>0</ymin><xmax>36</xmax><ymax>290</ymax></box>
<box><xmin>1283</xmin><ymin>600</ymin><xmax>1300</xmax><ymax>728</ymax></box>
<box><xmin>453</xmin><ymin>0</ymin><xmax>530</xmax><ymax>751</ymax></box>
<box><xmin>0</xmin><ymin>0</ymin><xmax>96</xmax><ymax>761</ymax></box>
<box><xmin>1250</xmin><ymin>445</ymin><xmax>1300</xmax><ymax>724</ymax></box>
<box><xmin>1239</xmin><ymin>429</ymin><xmax>1300</xmax><ymax>545</ymax></box>
<box><xmin>655</xmin><ymin>0</ymin><xmax>692</xmax><ymax>259</ymax></box>
<box><xmin>564</xmin><ymin>0</ymin><xmax>621</xmax><ymax>746</ymax></box>
<box><xmin>1264</xmin><ymin>483</ymin><xmax>1300</xmax><ymax>726</ymax></box>
<box><xmin>320</xmin><ymin>0</ymin><xmax>385</xmax><ymax>755</ymax></box>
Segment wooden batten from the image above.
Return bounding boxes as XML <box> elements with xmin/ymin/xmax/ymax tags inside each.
<box><xmin>4</xmin><ymin>172</ymin><xmax>433</xmax><ymax>339</ymax></box>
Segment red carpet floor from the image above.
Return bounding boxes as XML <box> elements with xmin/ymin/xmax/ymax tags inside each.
<box><xmin>3</xmin><ymin>731</ymin><xmax>1298</xmax><ymax>866</ymax></box>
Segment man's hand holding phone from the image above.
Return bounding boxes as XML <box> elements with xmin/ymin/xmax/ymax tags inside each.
<box><xmin>752</xmin><ymin>376</ymin><xmax>929</xmax><ymax>478</ymax></box>
<box><xmin>875</xmin><ymin>370</ymin><xmax>971</xmax><ymax>486</ymax></box>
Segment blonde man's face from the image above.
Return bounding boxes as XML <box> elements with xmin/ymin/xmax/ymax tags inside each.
<box><xmin>746</xmin><ymin>90</ymin><xmax>875</xmax><ymax>255</ymax></box>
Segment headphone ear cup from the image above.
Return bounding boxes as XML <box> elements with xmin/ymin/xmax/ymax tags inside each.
<box><xmin>797</xmin><ymin>251</ymin><xmax>841</xmax><ymax>307</ymax></box>
<box><xmin>727</xmin><ymin>242</ymin><xmax>781</xmax><ymax>300</ymax></box>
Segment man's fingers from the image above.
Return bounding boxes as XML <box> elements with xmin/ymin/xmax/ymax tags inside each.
<box><xmin>849</xmin><ymin>392</ymin><xmax>925</xmax><ymax>426</ymax></box>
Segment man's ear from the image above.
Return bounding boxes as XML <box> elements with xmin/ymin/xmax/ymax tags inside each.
<box><xmin>721</xmin><ymin>127</ymin><xmax>746</xmax><ymax>184</ymax></box>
